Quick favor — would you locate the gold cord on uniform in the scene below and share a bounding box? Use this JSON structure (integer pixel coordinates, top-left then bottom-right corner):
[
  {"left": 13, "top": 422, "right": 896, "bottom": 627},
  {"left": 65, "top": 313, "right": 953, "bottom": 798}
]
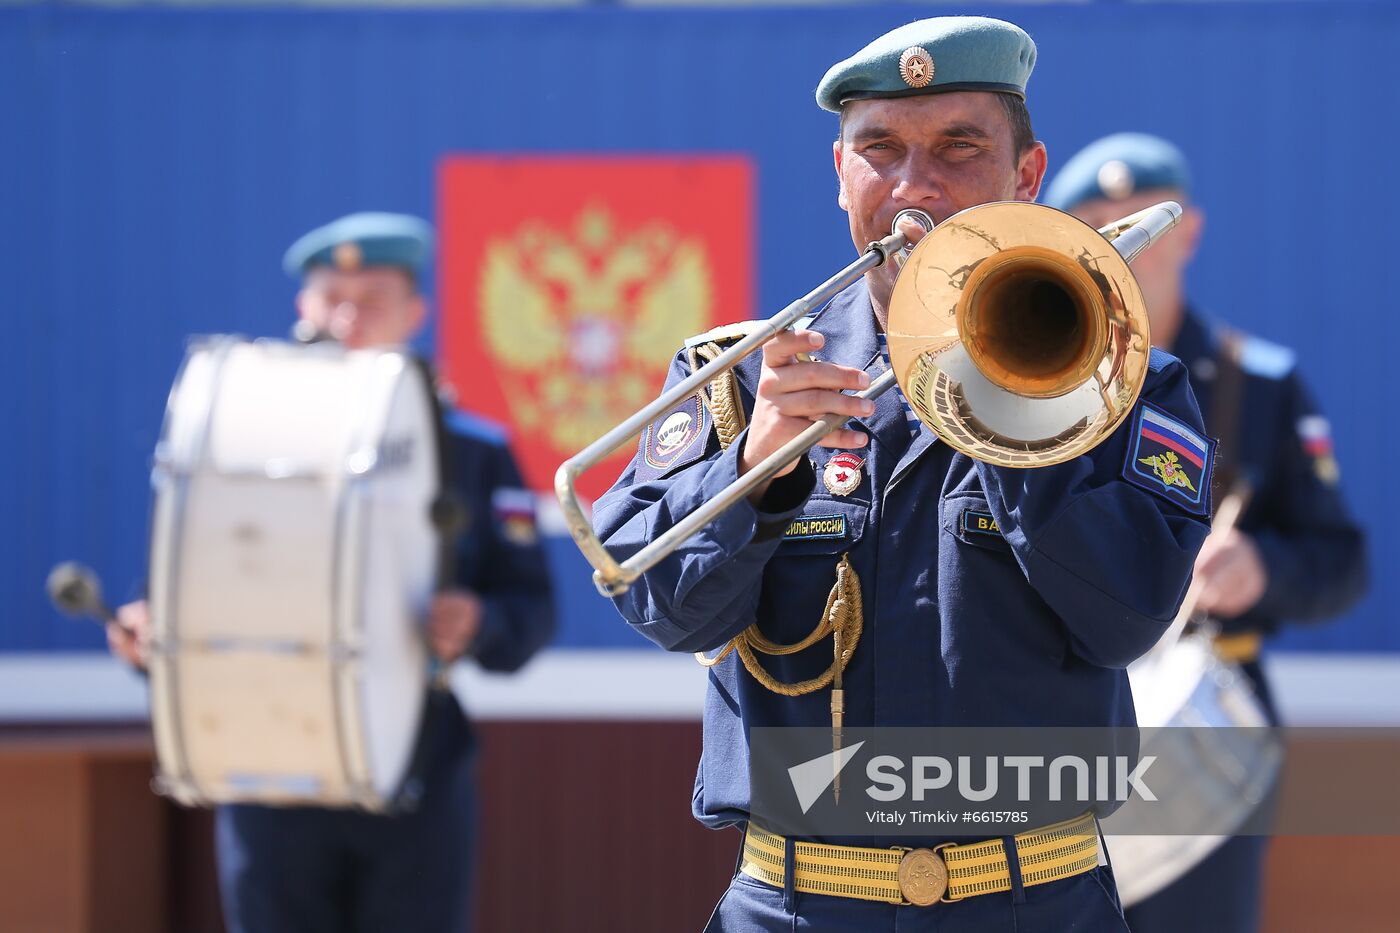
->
[{"left": 689, "top": 331, "right": 865, "bottom": 800}]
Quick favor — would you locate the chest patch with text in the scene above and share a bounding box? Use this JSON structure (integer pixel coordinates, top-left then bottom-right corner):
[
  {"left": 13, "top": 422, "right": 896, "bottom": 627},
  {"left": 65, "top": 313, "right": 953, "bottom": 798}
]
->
[
  {"left": 783, "top": 514, "right": 848, "bottom": 541},
  {"left": 961, "top": 509, "right": 1002, "bottom": 537}
]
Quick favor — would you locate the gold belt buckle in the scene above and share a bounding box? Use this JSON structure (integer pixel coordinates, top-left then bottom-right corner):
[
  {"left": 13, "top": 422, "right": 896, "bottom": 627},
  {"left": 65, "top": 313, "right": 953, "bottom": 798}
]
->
[{"left": 895, "top": 844, "right": 951, "bottom": 906}]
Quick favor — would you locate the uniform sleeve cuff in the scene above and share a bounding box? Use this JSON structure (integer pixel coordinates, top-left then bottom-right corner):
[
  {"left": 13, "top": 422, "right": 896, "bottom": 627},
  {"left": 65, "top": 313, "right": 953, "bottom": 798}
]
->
[
  {"left": 751, "top": 458, "right": 816, "bottom": 540},
  {"left": 467, "top": 597, "right": 509, "bottom": 662}
]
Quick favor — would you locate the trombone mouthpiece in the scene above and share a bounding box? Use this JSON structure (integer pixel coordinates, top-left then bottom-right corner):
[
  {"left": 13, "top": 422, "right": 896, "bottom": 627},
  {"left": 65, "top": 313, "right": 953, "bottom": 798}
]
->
[{"left": 892, "top": 209, "right": 935, "bottom": 249}]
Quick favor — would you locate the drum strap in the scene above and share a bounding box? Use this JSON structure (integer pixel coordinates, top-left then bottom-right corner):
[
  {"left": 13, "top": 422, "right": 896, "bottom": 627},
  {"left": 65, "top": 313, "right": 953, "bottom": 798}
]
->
[
  {"left": 1209, "top": 327, "right": 1247, "bottom": 502},
  {"left": 1203, "top": 329, "right": 1264, "bottom": 661},
  {"left": 412, "top": 358, "right": 476, "bottom": 600}
]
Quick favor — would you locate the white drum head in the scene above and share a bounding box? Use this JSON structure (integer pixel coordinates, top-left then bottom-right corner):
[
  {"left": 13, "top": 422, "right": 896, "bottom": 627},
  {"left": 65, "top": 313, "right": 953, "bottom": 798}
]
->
[{"left": 1127, "top": 635, "right": 1212, "bottom": 728}]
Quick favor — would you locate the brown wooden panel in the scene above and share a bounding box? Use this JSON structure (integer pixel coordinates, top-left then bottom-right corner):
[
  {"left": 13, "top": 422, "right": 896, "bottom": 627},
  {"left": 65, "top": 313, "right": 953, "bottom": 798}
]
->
[
  {"left": 87, "top": 756, "right": 168, "bottom": 933},
  {"left": 5, "top": 721, "right": 1398, "bottom": 933},
  {"left": 0, "top": 730, "right": 166, "bottom": 933},
  {"left": 0, "top": 752, "right": 86, "bottom": 933},
  {"left": 1263, "top": 836, "right": 1400, "bottom": 933},
  {"left": 471, "top": 721, "right": 735, "bottom": 933}
]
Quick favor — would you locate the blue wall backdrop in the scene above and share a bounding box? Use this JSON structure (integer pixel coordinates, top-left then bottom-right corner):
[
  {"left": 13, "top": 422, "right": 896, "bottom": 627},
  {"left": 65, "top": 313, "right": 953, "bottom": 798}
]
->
[{"left": 3, "top": 2, "right": 1395, "bottom": 654}]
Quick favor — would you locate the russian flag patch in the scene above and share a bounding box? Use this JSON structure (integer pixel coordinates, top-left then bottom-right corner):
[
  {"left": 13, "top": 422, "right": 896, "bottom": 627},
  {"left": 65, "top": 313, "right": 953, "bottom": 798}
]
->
[{"left": 1123, "top": 402, "right": 1215, "bottom": 515}]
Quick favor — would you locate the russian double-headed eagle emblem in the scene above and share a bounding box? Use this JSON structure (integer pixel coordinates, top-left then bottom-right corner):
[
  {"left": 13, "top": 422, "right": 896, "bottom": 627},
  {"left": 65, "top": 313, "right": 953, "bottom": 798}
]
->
[
  {"left": 480, "top": 205, "right": 712, "bottom": 452},
  {"left": 1138, "top": 450, "right": 1197, "bottom": 493}
]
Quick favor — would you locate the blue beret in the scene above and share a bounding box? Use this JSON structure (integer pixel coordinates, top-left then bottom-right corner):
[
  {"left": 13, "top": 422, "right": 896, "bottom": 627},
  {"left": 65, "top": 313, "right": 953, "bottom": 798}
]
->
[
  {"left": 283, "top": 212, "right": 434, "bottom": 278},
  {"left": 1044, "top": 133, "right": 1192, "bottom": 212},
  {"left": 816, "top": 17, "right": 1036, "bottom": 114}
]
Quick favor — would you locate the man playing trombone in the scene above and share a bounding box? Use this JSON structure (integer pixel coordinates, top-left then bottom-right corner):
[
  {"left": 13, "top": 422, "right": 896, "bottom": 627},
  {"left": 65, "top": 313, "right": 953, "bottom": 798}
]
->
[{"left": 592, "top": 17, "right": 1213, "bottom": 931}]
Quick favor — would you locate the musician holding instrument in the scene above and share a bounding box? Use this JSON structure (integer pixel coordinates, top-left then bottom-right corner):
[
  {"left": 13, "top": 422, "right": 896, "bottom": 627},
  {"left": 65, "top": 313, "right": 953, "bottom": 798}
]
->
[
  {"left": 107, "top": 212, "right": 556, "bottom": 933},
  {"left": 1046, "top": 133, "right": 1368, "bottom": 933},
  {"left": 579, "top": 17, "right": 1215, "bottom": 931}
]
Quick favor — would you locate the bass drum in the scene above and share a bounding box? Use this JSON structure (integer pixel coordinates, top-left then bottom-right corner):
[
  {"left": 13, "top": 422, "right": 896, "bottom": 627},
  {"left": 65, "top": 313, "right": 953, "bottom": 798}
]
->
[
  {"left": 147, "top": 337, "right": 438, "bottom": 811},
  {"left": 1101, "top": 634, "right": 1282, "bottom": 906}
]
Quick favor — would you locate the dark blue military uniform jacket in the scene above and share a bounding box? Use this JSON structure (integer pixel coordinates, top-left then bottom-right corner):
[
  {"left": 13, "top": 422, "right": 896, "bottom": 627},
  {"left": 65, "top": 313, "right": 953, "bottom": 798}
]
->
[
  {"left": 413, "top": 408, "right": 556, "bottom": 773},
  {"left": 440, "top": 409, "right": 555, "bottom": 672},
  {"left": 594, "top": 279, "right": 1212, "bottom": 842},
  {"left": 1169, "top": 311, "right": 1366, "bottom": 711}
]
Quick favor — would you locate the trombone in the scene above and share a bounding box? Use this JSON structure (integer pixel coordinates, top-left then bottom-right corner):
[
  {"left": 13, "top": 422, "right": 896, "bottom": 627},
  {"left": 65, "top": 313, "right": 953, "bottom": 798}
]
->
[{"left": 556, "top": 199, "right": 1183, "bottom": 596}]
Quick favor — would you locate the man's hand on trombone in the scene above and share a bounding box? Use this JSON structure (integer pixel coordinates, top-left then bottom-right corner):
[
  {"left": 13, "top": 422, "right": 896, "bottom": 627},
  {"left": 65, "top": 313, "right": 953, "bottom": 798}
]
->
[
  {"left": 738, "top": 329, "right": 875, "bottom": 503},
  {"left": 735, "top": 213, "right": 932, "bottom": 505}
]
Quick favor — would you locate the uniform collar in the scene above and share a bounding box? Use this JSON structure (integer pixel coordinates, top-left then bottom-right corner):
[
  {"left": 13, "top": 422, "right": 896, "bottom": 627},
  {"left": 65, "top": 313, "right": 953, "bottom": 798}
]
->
[
  {"left": 1166, "top": 306, "right": 1225, "bottom": 386},
  {"left": 809, "top": 278, "right": 915, "bottom": 459},
  {"left": 807, "top": 277, "right": 880, "bottom": 373},
  {"left": 1167, "top": 306, "right": 1213, "bottom": 368}
]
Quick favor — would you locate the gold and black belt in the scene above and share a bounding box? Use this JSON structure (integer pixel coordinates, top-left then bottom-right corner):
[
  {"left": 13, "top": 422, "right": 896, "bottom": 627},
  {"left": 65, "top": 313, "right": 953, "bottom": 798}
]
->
[
  {"left": 1213, "top": 631, "right": 1263, "bottom": 663},
  {"left": 740, "top": 812, "right": 1100, "bottom": 907}
]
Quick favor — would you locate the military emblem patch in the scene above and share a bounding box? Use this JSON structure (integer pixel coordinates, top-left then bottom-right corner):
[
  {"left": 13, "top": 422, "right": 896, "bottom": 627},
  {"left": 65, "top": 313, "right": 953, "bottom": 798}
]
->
[
  {"left": 635, "top": 393, "right": 712, "bottom": 481},
  {"left": 823, "top": 453, "right": 865, "bottom": 496},
  {"left": 492, "top": 487, "right": 539, "bottom": 546},
  {"left": 1298, "top": 414, "right": 1340, "bottom": 485},
  {"left": 1123, "top": 402, "right": 1215, "bottom": 515}
]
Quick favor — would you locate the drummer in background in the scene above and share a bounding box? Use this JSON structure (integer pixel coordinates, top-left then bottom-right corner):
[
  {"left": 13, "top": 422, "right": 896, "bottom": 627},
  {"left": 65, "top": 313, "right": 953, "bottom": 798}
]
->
[
  {"left": 107, "top": 212, "right": 557, "bottom": 933},
  {"left": 1045, "top": 134, "right": 1368, "bottom": 933}
]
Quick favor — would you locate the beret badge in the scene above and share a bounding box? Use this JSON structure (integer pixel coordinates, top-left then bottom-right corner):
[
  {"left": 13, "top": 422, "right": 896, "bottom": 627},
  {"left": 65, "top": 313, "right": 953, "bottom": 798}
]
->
[
  {"left": 1096, "top": 160, "right": 1136, "bottom": 201},
  {"left": 898, "top": 46, "right": 935, "bottom": 89},
  {"left": 333, "top": 241, "right": 363, "bottom": 271}
]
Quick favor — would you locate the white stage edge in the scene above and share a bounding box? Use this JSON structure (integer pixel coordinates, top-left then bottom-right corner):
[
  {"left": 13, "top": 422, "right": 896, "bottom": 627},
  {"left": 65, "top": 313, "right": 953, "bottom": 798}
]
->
[{"left": 2, "top": 650, "right": 1399, "bottom": 726}]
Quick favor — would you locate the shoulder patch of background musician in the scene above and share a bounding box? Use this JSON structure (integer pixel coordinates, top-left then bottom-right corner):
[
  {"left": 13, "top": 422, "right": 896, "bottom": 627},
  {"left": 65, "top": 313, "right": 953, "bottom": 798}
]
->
[
  {"left": 443, "top": 407, "right": 510, "bottom": 447},
  {"left": 1237, "top": 334, "right": 1297, "bottom": 380},
  {"left": 1145, "top": 346, "right": 1178, "bottom": 374},
  {"left": 492, "top": 486, "right": 539, "bottom": 546},
  {"left": 1121, "top": 401, "right": 1216, "bottom": 516},
  {"left": 633, "top": 391, "right": 714, "bottom": 483},
  {"left": 1298, "top": 414, "right": 1342, "bottom": 485}
]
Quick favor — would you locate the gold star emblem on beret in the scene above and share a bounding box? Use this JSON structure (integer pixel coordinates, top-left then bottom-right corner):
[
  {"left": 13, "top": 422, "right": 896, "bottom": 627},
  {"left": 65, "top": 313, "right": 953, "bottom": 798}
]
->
[
  {"left": 1097, "top": 160, "right": 1136, "bottom": 200},
  {"left": 899, "top": 47, "right": 935, "bottom": 89},
  {"left": 333, "top": 241, "right": 363, "bottom": 271}
]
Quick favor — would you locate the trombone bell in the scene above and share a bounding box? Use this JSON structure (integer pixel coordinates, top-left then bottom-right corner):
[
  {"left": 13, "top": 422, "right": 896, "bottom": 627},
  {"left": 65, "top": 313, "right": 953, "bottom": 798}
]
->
[{"left": 887, "top": 201, "right": 1156, "bottom": 468}]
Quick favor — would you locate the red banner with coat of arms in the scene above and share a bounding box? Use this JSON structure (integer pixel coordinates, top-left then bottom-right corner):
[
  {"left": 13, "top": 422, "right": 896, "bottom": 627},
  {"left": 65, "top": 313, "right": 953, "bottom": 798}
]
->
[{"left": 438, "top": 156, "right": 753, "bottom": 501}]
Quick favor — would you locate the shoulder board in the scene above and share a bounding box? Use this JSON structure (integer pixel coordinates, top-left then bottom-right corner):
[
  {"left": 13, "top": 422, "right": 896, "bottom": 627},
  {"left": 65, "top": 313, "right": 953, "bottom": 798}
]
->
[
  {"left": 684, "top": 319, "right": 767, "bottom": 349},
  {"left": 443, "top": 408, "right": 509, "bottom": 446},
  {"left": 1236, "top": 334, "right": 1296, "bottom": 380},
  {"left": 1146, "top": 346, "right": 1179, "bottom": 374}
]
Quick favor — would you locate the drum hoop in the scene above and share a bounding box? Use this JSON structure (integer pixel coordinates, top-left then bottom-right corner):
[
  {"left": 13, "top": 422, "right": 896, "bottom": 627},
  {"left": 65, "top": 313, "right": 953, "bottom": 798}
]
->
[
  {"left": 150, "top": 336, "right": 241, "bottom": 805},
  {"left": 330, "top": 351, "right": 418, "bottom": 809}
]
